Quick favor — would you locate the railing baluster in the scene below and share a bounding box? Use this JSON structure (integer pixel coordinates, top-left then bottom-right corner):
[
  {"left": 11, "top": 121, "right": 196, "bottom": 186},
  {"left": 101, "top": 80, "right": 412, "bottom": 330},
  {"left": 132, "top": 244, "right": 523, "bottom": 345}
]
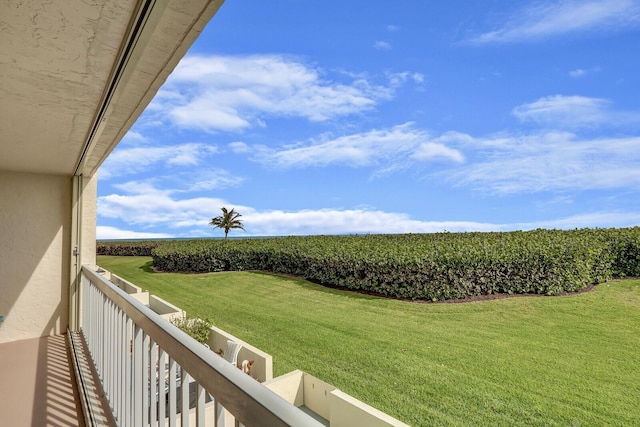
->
[
  {"left": 150, "top": 341, "right": 159, "bottom": 427},
  {"left": 115, "top": 306, "right": 120, "bottom": 425},
  {"left": 181, "top": 368, "right": 189, "bottom": 427},
  {"left": 133, "top": 324, "right": 143, "bottom": 425},
  {"left": 143, "top": 332, "right": 150, "bottom": 426},
  {"left": 168, "top": 357, "right": 177, "bottom": 427},
  {"left": 116, "top": 310, "right": 127, "bottom": 422},
  {"left": 196, "top": 383, "right": 205, "bottom": 427},
  {"left": 158, "top": 347, "right": 167, "bottom": 427},
  {"left": 215, "top": 399, "right": 223, "bottom": 427},
  {"left": 125, "top": 316, "right": 133, "bottom": 426}
]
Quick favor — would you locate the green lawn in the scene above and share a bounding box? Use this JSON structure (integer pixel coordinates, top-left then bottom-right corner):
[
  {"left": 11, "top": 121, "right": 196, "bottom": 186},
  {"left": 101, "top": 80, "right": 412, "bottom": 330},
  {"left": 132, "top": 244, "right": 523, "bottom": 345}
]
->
[{"left": 97, "top": 256, "right": 640, "bottom": 427}]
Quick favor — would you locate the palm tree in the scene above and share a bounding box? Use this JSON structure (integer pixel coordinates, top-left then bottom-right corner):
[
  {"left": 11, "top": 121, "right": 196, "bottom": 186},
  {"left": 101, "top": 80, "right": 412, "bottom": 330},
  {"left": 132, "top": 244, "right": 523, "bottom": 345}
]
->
[{"left": 209, "top": 207, "right": 245, "bottom": 239}]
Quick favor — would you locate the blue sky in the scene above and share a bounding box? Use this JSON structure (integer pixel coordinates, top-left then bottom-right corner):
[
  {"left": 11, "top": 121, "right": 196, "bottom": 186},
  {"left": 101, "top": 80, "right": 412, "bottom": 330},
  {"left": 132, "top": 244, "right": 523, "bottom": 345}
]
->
[{"left": 97, "top": 0, "right": 640, "bottom": 239}]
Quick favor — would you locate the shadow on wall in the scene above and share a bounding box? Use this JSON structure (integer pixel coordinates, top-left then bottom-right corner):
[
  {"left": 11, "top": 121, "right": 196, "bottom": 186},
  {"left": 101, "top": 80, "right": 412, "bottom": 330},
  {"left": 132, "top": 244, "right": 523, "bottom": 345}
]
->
[{"left": 0, "top": 170, "right": 72, "bottom": 343}]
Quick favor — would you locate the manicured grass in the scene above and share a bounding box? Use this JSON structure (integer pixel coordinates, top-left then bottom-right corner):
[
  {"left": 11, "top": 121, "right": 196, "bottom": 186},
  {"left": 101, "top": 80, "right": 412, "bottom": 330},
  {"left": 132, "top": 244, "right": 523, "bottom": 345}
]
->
[{"left": 97, "top": 256, "right": 640, "bottom": 426}]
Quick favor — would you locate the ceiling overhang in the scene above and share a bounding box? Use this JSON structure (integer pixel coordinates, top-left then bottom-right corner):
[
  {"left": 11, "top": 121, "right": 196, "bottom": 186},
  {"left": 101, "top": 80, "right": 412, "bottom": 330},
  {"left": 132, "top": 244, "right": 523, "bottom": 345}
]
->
[{"left": 0, "top": 0, "right": 224, "bottom": 177}]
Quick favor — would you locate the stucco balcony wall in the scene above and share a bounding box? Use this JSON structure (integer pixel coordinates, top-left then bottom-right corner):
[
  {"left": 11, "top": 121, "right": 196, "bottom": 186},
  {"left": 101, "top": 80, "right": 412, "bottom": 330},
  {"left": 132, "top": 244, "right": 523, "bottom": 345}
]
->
[
  {"left": 111, "top": 273, "right": 144, "bottom": 295},
  {"left": 0, "top": 171, "right": 72, "bottom": 344},
  {"left": 265, "top": 370, "right": 410, "bottom": 427},
  {"left": 206, "top": 325, "right": 274, "bottom": 383},
  {"left": 109, "top": 272, "right": 186, "bottom": 320}
]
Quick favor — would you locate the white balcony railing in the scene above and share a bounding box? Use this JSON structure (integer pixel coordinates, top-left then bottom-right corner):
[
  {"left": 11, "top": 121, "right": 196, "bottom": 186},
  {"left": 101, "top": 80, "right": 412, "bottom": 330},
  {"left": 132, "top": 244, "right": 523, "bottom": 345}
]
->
[{"left": 79, "top": 265, "right": 324, "bottom": 426}]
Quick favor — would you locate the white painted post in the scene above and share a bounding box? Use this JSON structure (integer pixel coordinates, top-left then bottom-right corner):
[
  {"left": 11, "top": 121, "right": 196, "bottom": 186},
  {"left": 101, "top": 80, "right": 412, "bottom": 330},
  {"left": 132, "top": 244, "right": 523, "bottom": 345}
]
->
[
  {"left": 168, "top": 357, "right": 177, "bottom": 426},
  {"left": 181, "top": 369, "right": 190, "bottom": 427}
]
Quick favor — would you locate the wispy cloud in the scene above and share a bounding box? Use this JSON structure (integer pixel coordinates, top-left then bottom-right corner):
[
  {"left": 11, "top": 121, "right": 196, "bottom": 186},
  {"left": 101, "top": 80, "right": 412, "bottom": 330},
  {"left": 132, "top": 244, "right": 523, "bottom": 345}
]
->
[
  {"left": 568, "top": 66, "right": 601, "bottom": 78},
  {"left": 569, "top": 69, "right": 588, "bottom": 78},
  {"left": 411, "top": 142, "right": 464, "bottom": 162},
  {"left": 251, "top": 123, "right": 464, "bottom": 170},
  {"left": 229, "top": 141, "right": 250, "bottom": 154},
  {"left": 373, "top": 41, "right": 392, "bottom": 50},
  {"left": 386, "top": 71, "right": 426, "bottom": 86},
  {"left": 100, "top": 142, "right": 218, "bottom": 180},
  {"left": 449, "top": 132, "right": 640, "bottom": 193},
  {"left": 149, "top": 54, "right": 417, "bottom": 132},
  {"left": 512, "top": 95, "right": 640, "bottom": 128},
  {"left": 468, "top": 0, "right": 640, "bottom": 44},
  {"left": 109, "top": 166, "right": 244, "bottom": 196},
  {"left": 515, "top": 211, "right": 640, "bottom": 230},
  {"left": 181, "top": 169, "right": 245, "bottom": 192}
]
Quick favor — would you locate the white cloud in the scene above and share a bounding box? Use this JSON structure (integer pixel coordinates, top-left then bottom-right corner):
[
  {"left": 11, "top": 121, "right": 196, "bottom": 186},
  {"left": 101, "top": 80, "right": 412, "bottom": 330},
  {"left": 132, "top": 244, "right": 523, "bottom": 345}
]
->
[
  {"left": 252, "top": 123, "right": 464, "bottom": 170},
  {"left": 96, "top": 226, "right": 172, "bottom": 240},
  {"left": 569, "top": 69, "right": 587, "bottom": 78},
  {"left": 244, "top": 209, "right": 499, "bottom": 235},
  {"left": 386, "top": 71, "right": 426, "bottom": 87},
  {"left": 98, "top": 188, "right": 640, "bottom": 237},
  {"left": 100, "top": 143, "right": 218, "bottom": 180},
  {"left": 98, "top": 178, "right": 251, "bottom": 231},
  {"left": 182, "top": 169, "right": 245, "bottom": 192},
  {"left": 98, "top": 189, "right": 239, "bottom": 231},
  {"left": 120, "top": 130, "right": 147, "bottom": 143},
  {"left": 112, "top": 180, "right": 171, "bottom": 196},
  {"left": 515, "top": 211, "right": 640, "bottom": 230},
  {"left": 373, "top": 41, "right": 392, "bottom": 50},
  {"left": 449, "top": 132, "right": 640, "bottom": 193},
  {"left": 411, "top": 142, "right": 465, "bottom": 162},
  {"left": 229, "top": 141, "right": 250, "bottom": 154},
  {"left": 512, "top": 95, "right": 640, "bottom": 128},
  {"left": 468, "top": 0, "right": 640, "bottom": 44},
  {"left": 412, "top": 73, "right": 426, "bottom": 84},
  {"left": 169, "top": 100, "right": 251, "bottom": 132},
  {"left": 109, "top": 166, "right": 244, "bottom": 195},
  {"left": 513, "top": 95, "right": 611, "bottom": 127},
  {"left": 98, "top": 184, "right": 500, "bottom": 236},
  {"left": 153, "top": 54, "right": 404, "bottom": 132},
  {"left": 568, "top": 67, "right": 601, "bottom": 78}
]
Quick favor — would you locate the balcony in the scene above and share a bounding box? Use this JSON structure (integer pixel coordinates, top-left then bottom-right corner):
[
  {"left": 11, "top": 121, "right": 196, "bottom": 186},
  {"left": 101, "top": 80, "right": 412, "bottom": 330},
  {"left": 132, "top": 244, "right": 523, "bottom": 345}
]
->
[{"left": 0, "top": 265, "right": 324, "bottom": 427}]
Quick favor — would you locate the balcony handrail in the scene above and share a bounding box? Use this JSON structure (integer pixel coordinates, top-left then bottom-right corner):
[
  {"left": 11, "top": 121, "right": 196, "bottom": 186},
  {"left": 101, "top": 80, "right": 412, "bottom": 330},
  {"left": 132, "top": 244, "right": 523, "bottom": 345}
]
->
[{"left": 80, "top": 264, "right": 324, "bottom": 426}]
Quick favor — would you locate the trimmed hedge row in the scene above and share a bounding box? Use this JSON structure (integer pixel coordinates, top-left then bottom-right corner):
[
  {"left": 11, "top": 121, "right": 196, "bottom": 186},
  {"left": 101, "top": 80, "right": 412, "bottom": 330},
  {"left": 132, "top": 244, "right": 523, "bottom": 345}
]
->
[
  {"left": 146, "top": 228, "right": 640, "bottom": 301},
  {"left": 96, "top": 241, "right": 159, "bottom": 257}
]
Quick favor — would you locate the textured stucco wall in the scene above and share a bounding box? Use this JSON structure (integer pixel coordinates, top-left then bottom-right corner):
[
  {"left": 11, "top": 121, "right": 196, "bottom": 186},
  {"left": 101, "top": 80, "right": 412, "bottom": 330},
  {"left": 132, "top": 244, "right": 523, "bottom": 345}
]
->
[{"left": 0, "top": 170, "right": 71, "bottom": 343}]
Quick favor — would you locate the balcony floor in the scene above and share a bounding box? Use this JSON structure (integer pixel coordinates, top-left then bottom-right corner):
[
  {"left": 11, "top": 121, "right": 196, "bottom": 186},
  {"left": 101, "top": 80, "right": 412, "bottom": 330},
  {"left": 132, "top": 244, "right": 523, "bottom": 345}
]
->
[{"left": 0, "top": 334, "right": 85, "bottom": 426}]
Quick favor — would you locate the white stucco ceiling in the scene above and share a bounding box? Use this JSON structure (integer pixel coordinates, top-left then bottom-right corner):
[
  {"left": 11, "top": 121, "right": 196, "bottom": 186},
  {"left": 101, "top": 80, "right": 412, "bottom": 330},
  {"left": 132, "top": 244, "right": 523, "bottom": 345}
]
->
[{"left": 0, "top": 0, "right": 223, "bottom": 177}]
